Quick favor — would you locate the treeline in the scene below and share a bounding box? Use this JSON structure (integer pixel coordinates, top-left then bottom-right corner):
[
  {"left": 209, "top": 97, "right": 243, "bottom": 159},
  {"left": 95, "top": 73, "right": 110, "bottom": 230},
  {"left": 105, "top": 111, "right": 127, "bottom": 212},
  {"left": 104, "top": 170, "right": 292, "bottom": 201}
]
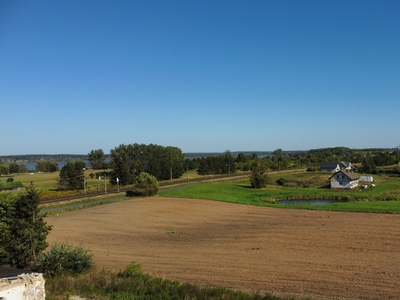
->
[
  {"left": 193, "top": 147, "right": 400, "bottom": 175},
  {"left": 110, "top": 143, "right": 185, "bottom": 185}
]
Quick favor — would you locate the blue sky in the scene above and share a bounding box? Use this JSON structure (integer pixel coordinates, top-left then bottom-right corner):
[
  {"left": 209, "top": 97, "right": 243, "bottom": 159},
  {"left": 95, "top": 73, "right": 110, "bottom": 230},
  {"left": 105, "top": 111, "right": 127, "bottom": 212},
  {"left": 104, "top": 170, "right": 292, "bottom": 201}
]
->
[{"left": 1, "top": 0, "right": 399, "bottom": 155}]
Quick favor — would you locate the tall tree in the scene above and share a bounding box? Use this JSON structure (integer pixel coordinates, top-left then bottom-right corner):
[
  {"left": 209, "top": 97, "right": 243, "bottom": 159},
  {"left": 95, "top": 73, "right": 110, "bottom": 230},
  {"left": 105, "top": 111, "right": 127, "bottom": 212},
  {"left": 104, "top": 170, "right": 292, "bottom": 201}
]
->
[
  {"left": 88, "top": 149, "right": 106, "bottom": 170},
  {"left": 250, "top": 159, "right": 269, "bottom": 188},
  {"left": 0, "top": 183, "right": 52, "bottom": 268},
  {"left": 9, "top": 162, "right": 19, "bottom": 174},
  {"left": 0, "top": 164, "right": 9, "bottom": 175},
  {"left": 58, "top": 162, "right": 85, "bottom": 190}
]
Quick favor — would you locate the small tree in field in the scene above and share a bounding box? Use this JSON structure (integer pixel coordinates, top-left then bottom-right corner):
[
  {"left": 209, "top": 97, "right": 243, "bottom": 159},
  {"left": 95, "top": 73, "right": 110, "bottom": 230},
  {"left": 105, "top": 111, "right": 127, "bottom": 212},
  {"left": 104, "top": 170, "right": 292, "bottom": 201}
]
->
[
  {"left": 132, "top": 172, "right": 159, "bottom": 196},
  {"left": 250, "top": 159, "right": 269, "bottom": 189}
]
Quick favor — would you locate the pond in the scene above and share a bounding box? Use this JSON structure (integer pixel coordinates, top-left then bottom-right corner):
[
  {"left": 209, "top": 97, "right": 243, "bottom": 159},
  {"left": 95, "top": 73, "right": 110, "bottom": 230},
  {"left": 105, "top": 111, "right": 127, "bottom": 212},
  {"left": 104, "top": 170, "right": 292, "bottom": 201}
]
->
[{"left": 278, "top": 199, "right": 342, "bottom": 205}]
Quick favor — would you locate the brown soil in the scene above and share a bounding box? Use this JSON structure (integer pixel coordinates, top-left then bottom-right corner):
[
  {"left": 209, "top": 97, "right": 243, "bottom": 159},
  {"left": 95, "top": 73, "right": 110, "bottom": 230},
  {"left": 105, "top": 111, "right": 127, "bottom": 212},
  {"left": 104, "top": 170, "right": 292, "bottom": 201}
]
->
[{"left": 46, "top": 197, "right": 400, "bottom": 300}]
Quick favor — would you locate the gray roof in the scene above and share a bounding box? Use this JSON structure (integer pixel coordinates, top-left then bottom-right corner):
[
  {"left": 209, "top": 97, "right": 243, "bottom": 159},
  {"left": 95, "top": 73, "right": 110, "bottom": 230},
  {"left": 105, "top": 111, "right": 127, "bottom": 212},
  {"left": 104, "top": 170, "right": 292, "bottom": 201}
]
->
[
  {"left": 329, "top": 170, "right": 360, "bottom": 181},
  {"left": 321, "top": 162, "right": 339, "bottom": 169},
  {"left": 0, "top": 266, "right": 26, "bottom": 278}
]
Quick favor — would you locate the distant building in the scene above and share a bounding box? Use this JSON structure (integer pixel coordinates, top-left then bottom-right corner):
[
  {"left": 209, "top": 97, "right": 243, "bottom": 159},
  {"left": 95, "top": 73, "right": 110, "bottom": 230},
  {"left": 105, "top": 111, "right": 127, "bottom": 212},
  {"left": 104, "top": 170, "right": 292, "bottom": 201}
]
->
[
  {"left": 329, "top": 170, "right": 360, "bottom": 189},
  {"left": 320, "top": 162, "right": 341, "bottom": 172}
]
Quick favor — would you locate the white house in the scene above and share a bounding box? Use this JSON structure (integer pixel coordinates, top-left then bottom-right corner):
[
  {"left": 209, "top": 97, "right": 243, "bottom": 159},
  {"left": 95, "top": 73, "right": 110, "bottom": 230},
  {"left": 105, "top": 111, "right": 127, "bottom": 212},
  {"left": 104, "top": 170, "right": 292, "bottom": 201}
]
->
[{"left": 329, "top": 170, "right": 360, "bottom": 189}]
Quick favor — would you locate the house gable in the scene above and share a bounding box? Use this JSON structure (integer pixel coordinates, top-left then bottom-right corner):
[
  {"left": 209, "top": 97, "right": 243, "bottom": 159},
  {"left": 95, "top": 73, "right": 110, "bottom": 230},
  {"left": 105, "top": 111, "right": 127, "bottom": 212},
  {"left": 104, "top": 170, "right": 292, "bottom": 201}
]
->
[{"left": 329, "top": 170, "right": 360, "bottom": 189}]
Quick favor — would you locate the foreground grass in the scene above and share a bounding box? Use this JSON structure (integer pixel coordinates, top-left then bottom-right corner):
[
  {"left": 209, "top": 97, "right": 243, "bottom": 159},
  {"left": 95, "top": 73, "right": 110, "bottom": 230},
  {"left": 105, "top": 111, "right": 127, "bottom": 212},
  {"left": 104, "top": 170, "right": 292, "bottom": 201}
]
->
[
  {"left": 45, "top": 267, "right": 290, "bottom": 300},
  {"left": 160, "top": 173, "right": 400, "bottom": 214}
]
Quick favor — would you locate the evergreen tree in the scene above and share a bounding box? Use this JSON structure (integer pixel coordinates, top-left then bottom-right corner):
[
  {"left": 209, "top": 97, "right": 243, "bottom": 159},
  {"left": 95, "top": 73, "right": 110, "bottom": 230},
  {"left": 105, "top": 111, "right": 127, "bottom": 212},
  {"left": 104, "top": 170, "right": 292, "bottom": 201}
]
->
[{"left": 0, "top": 183, "right": 51, "bottom": 268}]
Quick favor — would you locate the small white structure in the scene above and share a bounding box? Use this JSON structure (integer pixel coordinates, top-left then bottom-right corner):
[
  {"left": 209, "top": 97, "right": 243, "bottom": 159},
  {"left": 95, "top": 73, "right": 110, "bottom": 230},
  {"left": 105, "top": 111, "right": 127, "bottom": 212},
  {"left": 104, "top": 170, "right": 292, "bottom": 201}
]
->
[
  {"left": 0, "top": 266, "right": 45, "bottom": 300},
  {"left": 329, "top": 170, "right": 360, "bottom": 189},
  {"left": 360, "top": 176, "right": 374, "bottom": 182}
]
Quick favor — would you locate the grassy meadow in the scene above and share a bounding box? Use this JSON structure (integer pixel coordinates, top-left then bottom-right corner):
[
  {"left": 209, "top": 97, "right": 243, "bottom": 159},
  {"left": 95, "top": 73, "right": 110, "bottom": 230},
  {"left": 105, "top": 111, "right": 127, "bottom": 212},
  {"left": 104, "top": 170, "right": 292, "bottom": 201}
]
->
[{"left": 160, "top": 171, "right": 400, "bottom": 214}]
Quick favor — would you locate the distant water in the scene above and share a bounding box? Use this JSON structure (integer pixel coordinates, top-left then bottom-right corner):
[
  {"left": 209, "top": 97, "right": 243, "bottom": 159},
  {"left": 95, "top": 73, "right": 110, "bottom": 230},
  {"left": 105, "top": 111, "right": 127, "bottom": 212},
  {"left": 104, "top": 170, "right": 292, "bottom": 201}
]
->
[
  {"left": 25, "top": 161, "right": 84, "bottom": 171},
  {"left": 278, "top": 199, "right": 339, "bottom": 205}
]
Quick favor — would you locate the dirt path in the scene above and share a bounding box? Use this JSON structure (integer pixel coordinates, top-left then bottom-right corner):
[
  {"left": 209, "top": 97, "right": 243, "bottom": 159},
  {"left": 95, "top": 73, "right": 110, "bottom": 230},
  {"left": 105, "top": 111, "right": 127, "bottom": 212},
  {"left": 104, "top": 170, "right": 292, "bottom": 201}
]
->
[{"left": 46, "top": 197, "right": 400, "bottom": 300}]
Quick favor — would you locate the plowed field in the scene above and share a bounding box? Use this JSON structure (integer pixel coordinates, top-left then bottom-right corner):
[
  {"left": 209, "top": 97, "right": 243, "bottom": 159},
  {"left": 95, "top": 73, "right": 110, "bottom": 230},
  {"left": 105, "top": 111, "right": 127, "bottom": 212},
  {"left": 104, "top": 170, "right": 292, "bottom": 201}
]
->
[{"left": 46, "top": 197, "right": 400, "bottom": 299}]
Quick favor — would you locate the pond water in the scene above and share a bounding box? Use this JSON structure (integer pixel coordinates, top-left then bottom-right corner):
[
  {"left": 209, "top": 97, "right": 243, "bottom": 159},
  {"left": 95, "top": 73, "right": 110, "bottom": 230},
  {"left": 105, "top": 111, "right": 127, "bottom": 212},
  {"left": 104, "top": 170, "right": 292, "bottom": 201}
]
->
[{"left": 278, "top": 199, "right": 341, "bottom": 205}]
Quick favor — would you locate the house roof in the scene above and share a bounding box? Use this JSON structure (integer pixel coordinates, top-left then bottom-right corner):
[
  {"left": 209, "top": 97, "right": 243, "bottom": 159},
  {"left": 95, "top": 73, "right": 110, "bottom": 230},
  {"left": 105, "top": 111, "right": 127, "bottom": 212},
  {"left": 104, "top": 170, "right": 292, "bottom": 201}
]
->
[
  {"left": 0, "top": 266, "right": 26, "bottom": 278},
  {"left": 321, "top": 162, "right": 340, "bottom": 169},
  {"left": 329, "top": 170, "right": 360, "bottom": 181}
]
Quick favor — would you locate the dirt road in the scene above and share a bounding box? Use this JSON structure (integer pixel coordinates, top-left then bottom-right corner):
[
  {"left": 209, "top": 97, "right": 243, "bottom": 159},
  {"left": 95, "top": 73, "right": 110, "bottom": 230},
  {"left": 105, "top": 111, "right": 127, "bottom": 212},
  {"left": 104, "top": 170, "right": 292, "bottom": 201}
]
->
[{"left": 46, "top": 197, "right": 400, "bottom": 299}]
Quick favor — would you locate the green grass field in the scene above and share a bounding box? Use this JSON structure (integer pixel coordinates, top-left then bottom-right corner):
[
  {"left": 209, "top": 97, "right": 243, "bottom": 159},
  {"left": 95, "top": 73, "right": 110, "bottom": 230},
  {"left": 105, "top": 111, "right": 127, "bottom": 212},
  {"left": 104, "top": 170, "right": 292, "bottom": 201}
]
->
[{"left": 160, "top": 172, "right": 400, "bottom": 214}]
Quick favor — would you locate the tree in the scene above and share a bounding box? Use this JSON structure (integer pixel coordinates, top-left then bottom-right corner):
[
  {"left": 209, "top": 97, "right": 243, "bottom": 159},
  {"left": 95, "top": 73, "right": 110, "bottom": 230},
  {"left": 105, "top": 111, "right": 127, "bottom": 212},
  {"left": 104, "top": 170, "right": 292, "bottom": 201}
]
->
[
  {"left": 0, "top": 164, "right": 9, "bottom": 175},
  {"left": 9, "top": 162, "right": 19, "bottom": 174},
  {"left": 58, "top": 162, "right": 85, "bottom": 190},
  {"left": 0, "top": 183, "right": 52, "bottom": 268},
  {"left": 250, "top": 159, "right": 269, "bottom": 189},
  {"left": 132, "top": 172, "right": 159, "bottom": 196},
  {"left": 46, "top": 161, "right": 58, "bottom": 172},
  {"left": 36, "top": 161, "right": 47, "bottom": 173},
  {"left": 88, "top": 149, "right": 106, "bottom": 170}
]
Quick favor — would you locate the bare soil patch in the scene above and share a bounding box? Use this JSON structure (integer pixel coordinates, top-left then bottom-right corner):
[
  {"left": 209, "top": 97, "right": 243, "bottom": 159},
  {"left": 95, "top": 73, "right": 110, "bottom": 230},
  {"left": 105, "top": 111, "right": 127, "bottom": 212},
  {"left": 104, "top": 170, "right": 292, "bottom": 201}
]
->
[{"left": 46, "top": 197, "right": 400, "bottom": 299}]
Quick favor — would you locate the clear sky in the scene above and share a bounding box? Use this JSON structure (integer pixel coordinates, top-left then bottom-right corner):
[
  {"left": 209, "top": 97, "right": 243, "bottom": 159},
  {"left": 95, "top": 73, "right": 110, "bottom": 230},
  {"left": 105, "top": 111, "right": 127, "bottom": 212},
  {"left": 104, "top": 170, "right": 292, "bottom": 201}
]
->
[{"left": 1, "top": 0, "right": 399, "bottom": 155}]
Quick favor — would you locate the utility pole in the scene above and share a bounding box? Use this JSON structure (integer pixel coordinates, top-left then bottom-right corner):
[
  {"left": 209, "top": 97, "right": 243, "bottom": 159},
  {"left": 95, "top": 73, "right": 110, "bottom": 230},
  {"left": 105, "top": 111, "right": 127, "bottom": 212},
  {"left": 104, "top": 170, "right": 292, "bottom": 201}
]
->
[{"left": 104, "top": 174, "right": 107, "bottom": 195}]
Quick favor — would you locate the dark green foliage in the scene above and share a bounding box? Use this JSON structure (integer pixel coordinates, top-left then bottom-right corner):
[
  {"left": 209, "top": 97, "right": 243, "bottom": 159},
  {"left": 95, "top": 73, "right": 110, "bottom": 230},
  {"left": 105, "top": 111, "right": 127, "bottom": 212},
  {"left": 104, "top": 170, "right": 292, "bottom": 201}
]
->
[
  {"left": 36, "top": 161, "right": 58, "bottom": 173},
  {"left": 132, "top": 172, "right": 159, "bottom": 196},
  {"left": 6, "top": 177, "right": 14, "bottom": 182},
  {"left": 88, "top": 149, "right": 106, "bottom": 170},
  {"left": 34, "top": 242, "right": 94, "bottom": 277},
  {"left": 0, "top": 164, "right": 9, "bottom": 175},
  {"left": 276, "top": 178, "right": 287, "bottom": 186},
  {"left": 0, "top": 183, "right": 51, "bottom": 268},
  {"left": 58, "top": 161, "right": 85, "bottom": 191},
  {"left": 9, "top": 162, "right": 19, "bottom": 174},
  {"left": 250, "top": 160, "right": 269, "bottom": 189},
  {"left": 110, "top": 143, "right": 185, "bottom": 184}
]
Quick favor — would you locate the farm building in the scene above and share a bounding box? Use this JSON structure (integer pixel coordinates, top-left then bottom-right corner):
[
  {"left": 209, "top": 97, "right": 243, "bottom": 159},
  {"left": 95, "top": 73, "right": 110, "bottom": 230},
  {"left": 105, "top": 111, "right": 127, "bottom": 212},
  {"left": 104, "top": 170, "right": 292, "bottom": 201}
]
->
[
  {"left": 329, "top": 170, "right": 360, "bottom": 189},
  {"left": 0, "top": 266, "right": 45, "bottom": 300},
  {"left": 320, "top": 162, "right": 341, "bottom": 172}
]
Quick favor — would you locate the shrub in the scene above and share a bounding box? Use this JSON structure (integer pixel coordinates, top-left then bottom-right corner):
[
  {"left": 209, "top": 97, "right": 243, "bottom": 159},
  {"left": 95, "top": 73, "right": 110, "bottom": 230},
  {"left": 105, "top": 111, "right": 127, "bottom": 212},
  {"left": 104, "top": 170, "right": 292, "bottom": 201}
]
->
[
  {"left": 276, "top": 178, "right": 287, "bottom": 186},
  {"left": 6, "top": 177, "right": 14, "bottom": 183},
  {"left": 34, "top": 242, "right": 94, "bottom": 277},
  {"left": 132, "top": 172, "right": 159, "bottom": 196},
  {"left": 118, "top": 261, "right": 143, "bottom": 278}
]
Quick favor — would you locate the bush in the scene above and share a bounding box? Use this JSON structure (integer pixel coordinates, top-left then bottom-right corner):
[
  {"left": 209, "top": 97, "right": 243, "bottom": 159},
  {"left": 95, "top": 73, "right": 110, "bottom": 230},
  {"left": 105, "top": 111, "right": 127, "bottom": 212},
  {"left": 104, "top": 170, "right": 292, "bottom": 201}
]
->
[
  {"left": 132, "top": 172, "right": 159, "bottom": 196},
  {"left": 34, "top": 242, "right": 94, "bottom": 277},
  {"left": 6, "top": 177, "right": 14, "bottom": 183},
  {"left": 276, "top": 178, "right": 287, "bottom": 186},
  {"left": 118, "top": 261, "right": 143, "bottom": 278}
]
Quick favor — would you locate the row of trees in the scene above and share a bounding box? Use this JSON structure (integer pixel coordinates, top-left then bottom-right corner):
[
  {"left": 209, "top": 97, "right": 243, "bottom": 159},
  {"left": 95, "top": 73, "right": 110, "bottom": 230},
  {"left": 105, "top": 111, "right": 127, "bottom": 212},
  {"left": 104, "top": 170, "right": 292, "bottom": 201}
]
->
[
  {"left": 109, "top": 143, "right": 185, "bottom": 185},
  {"left": 0, "top": 163, "right": 29, "bottom": 175}
]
